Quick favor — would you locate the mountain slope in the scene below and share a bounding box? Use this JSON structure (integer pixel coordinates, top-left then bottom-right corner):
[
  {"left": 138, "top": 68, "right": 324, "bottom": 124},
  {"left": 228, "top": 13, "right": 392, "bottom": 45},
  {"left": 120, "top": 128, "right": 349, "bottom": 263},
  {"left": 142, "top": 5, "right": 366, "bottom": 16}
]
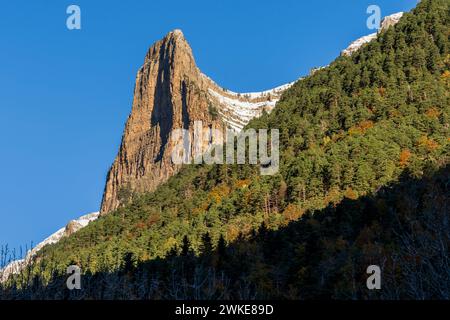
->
[
  {"left": 341, "top": 12, "right": 404, "bottom": 56},
  {"left": 1, "top": 10, "right": 403, "bottom": 285},
  {"left": 100, "top": 30, "right": 293, "bottom": 214},
  {"left": 2, "top": 0, "right": 449, "bottom": 299},
  {"left": 100, "top": 11, "right": 406, "bottom": 215}
]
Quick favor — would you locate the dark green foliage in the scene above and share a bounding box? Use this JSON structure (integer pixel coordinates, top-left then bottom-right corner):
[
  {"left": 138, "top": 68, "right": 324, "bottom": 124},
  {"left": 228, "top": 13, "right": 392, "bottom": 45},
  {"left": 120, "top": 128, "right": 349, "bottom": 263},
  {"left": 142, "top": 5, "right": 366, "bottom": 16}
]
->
[
  {"left": 208, "top": 102, "right": 219, "bottom": 120},
  {"left": 1, "top": 0, "right": 449, "bottom": 299}
]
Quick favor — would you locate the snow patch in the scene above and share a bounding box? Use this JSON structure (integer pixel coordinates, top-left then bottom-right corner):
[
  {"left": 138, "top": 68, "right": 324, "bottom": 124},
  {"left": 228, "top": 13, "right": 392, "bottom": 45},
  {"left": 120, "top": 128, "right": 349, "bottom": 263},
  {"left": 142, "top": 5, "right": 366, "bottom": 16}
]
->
[
  {"left": 341, "top": 33, "right": 378, "bottom": 56},
  {"left": 341, "top": 12, "right": 404, "bottom": 56},
  {"left": 204, "top": 75, "right": 296, "bottom": 132},
  {"left": 0, "top": 212, "right": 99, "bottom": 282}
]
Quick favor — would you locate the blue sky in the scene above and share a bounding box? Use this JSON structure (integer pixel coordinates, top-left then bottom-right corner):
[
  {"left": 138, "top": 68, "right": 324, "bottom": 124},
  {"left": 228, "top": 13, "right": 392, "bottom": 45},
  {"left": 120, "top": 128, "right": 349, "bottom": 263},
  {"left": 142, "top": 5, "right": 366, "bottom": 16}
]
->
[{"left": 0, "top": 0, "right": 418, "bottom": 253}]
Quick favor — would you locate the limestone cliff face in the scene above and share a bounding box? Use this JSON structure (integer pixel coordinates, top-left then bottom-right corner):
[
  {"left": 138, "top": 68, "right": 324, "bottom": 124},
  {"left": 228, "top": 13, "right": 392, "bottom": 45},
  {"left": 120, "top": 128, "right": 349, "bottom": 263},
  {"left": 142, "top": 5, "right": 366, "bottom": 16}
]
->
[
  {"left": 100, "top": 30, "right": 291, "bottom": 214},
  {"left": 101, "top": 13, "right": 404, "bottom": 214}
]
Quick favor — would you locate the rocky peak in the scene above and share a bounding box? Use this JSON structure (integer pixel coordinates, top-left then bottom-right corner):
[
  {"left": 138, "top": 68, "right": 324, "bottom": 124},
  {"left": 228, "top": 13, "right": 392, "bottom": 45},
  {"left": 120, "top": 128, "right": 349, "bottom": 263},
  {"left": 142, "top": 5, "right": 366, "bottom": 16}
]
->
[
  {"left": 0, "top": 212, "right": 99, "bottom": 283},
  {"left": 380, "top": 12, "right": 404, "bottom": 30}
]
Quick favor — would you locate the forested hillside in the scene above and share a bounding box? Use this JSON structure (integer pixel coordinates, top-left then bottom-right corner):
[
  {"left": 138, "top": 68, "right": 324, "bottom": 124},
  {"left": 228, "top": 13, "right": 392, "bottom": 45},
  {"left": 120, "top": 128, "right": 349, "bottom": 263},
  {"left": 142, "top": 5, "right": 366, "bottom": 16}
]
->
[{"left": 1, "top": 0, "right": 449, "bottom": 299}]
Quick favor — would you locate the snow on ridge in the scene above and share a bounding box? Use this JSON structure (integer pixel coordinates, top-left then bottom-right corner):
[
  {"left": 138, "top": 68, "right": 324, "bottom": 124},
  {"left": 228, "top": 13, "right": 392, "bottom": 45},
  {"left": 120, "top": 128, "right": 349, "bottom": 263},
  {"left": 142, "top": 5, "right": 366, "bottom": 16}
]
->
[
  {"left": 208, "top": 88, "right": 280, "bottom": 132},
  {"left": 341, "top": 33, "right": 378, "bottom": 56},
  {"left": 0, "top": 259, "right": 25, "bottom": 282},
  {"left": 218, "top": 81, "right": 295, "bottom": 100},
  {"left": 202, "top": 72, "right": 297, "bottom": 132},
  {"left": 73, "top": 212, "right": 100, "bottom": 228},
  {"left": 31, "top": 227, "right": 66, "bottom": 254},
  {"left": 201, "top": 72, "right": 295, "bottom": 99},
  {"left": 0, "top": 212, "right": 99, "bottom": 282},
  {"left": 384, "top": 12, "right": 404, "bottom": 23},
  {"left": 341, "top": 12, "right": 404, "bottom": 56},
  {"left": 199, "top": 68, "right": 299, "bottom": 132},
  {"left": 29, "top": 212, "right": 99, "bottom": 255}
]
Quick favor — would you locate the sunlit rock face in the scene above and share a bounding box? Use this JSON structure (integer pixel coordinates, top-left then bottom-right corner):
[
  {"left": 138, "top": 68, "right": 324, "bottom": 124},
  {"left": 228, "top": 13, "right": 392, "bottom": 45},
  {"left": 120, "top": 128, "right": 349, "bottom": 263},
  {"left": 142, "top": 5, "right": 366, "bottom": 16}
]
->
[
  {"left": 100, "top": 30, "right": 293, "bottom": 214},
  {"left": 341, "top": 12, "right": 404, "bottom": 56}
]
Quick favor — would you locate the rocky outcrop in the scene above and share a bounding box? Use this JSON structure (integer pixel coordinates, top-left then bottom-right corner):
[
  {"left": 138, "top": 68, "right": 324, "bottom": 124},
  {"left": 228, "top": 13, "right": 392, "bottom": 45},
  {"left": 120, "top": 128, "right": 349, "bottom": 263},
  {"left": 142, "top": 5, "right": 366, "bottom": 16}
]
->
[
  {"left": 341, "top": 33, "right": 378, "bottom": 57},
  {"left": 100, "top": 12, "right": 405, "bottom": 214},
  {"left": 100, "top": 29, "right": 293, "bottom": 214}
]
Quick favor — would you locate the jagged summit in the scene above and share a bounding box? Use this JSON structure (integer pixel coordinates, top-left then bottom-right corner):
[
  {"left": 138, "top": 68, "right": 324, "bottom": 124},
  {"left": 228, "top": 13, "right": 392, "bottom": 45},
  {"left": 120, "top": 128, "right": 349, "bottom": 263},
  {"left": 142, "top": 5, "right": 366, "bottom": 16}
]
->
[
  {"left": 100, "top": 30, "right": 294, "bottom": 214},
  {"left": 101, "top": 10, "right": 407, "bottom": 214}
]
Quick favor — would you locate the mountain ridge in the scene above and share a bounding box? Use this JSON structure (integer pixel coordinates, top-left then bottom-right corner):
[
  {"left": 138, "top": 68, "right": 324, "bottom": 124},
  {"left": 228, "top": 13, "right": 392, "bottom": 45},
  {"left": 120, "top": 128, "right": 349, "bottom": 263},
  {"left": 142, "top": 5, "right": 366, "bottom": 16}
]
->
[
  {"left": 99, "top": 29, "right": 295, "bottom": 214},
  {"left": 341, "top": 12, "right": 404, "bottom": 56},
  {"left": 1, "top": 12, "right": 408, "bottom": 278},
  {"left": 100, "top": 10, "right": 405, "bottom": 214},
  {"left": 0, "top": 212, "right": 99, "bottom": 282}
]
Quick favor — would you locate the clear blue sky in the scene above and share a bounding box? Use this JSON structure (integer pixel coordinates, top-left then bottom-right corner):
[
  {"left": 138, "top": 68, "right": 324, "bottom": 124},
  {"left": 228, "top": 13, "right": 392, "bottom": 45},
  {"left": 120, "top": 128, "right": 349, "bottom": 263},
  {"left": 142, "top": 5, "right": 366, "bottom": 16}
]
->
[{"left": 0, "top": 0, "right": 418, "bottom": 253}]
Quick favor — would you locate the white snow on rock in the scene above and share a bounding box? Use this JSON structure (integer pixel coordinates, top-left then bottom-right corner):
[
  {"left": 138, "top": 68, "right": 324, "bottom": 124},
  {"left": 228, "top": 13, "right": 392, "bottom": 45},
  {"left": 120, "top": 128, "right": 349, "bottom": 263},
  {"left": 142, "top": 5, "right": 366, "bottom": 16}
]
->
[
  {"left": 203, "top": 72, "right": 296, "bottom": 132},
  {"left": 215, "top": 82, "right": 296, "bottom": 100},
  {"left": 0, "top": 259, "right": 25, "bottom": 282},
  {"left": 0, "top": 11, "right": 407, "bottom": 283},
  {"left": 0, "top": 212, "right": 99, "bottom": 282},
  {"left": 30, "top": 212, "right": 99, "bottom": 254},
  {"left": 341, "top": 12, "right": 404, "bottom": 56},
  {"left": 209, "top": 89, "right": 276, "bottom": 120},
  {"left": 341, "top": 33, "right": 378, "bottom": 56}
]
